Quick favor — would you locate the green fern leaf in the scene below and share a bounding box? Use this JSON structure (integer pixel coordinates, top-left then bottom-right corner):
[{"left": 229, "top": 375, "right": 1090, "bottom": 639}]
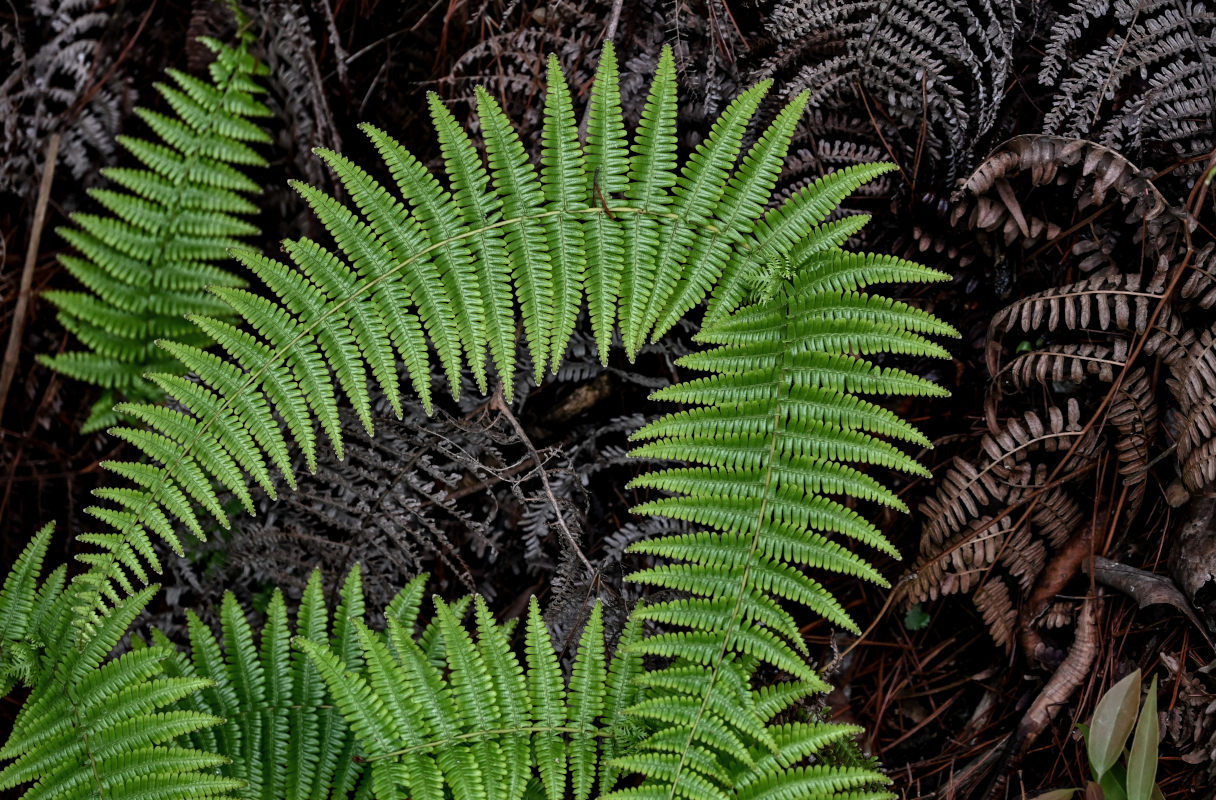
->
[
  {"left": 632, "top": 79, "right": 770, "bottom": 349},
  {"left": 426, "top": 94, "right": 518, "bottom": 393},
  {"left": 362, "top": 124, "right": 482, "bottom": 394},
  {"left": 0, "top": 587, "right": 236, "bottom": 800},
  {"left": 614, "top": 219, "right": 952, "bottom": 799},
  {"left": 568, "top": 603, "right": 606, "bottom": 800},
  {"left": 620, "top": 45, "right": 679, "bottom": 359},
  {"left": 39, "top": 33, "right": 270, "bottom": 431},
  {"left": 706, "top": 163, "right": 900, "bottom": 326},
  {"left": 478, "top": 87, "right": 553, "bottom": 383},
  {"left": 473, "top": 596, "right": 531, "bottom": 800},
  {"left": 583, "top": 41, "right": 628, "bottom": 363},
  {"left": 540, "top": 54, "right": 589, "bottom": 373},
  {"left": 525, "top": 597, "right": 568, "bottom": 800}
]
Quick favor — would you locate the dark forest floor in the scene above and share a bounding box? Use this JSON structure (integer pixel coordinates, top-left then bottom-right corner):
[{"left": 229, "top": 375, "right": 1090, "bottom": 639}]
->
[{"left": 3, "top": 1, "right": 1216, "bottom": 797}]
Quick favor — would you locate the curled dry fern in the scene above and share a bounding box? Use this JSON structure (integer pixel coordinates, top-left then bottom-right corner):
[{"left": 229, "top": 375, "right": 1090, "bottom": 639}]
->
[
  {"left": 2, "top": 41, "right": 955, "bottom": 800},
  {"left": 910, "top": 133, "right": 1216, "bottom": 652},
  {"left": 0, "top": 0, "right": 125, "bottom": 199},
  {"left": 39, "top": 32, "right": 271, "bottom": 432}
]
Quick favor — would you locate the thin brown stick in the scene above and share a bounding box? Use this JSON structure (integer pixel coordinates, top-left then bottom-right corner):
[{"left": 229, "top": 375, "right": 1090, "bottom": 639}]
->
[
  {"left": 491, "top": 386, "right": 595, "bottom": 574},
  {"left": 0, "top": 133, "right": 60, "bottom": 424},
  {"left": 603, "top": 0, "right": 626, "bottom": 43}
]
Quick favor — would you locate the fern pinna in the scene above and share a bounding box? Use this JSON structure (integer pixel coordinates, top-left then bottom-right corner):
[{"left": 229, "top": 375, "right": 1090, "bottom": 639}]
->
[
  {"left": 0, "top": 41, "right": 955, "bottom": 800},
  {"left": 39, "top": 33, "right": 271, "bottom": 432}
]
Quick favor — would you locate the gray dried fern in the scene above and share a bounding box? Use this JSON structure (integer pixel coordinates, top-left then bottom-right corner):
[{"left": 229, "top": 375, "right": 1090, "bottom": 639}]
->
[
  {"left": 757, "top": 0, "right": 1016, "bottom": 186},
  {"left": 1039, "top": 0, "right": 1216, "bottom": 183},
  {"left": 1, "top": 0, "right": 127, "bottom": 200}
]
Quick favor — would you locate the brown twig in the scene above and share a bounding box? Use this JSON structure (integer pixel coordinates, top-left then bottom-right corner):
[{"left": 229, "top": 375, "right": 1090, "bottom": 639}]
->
[
  {"left": 0, "top": 133, "right": 60, "bottom": 424},
  {"left": 490, "top": 386, "right": 595, "bottom": 575},
  {"left": 603, "top": 0, "right": 626, "bottom": 44}
]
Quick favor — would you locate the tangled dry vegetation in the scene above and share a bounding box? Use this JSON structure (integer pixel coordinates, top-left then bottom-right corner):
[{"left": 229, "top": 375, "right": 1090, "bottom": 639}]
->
[{"left": 2, "top": 0, "right": 1215, "bottom": 797}]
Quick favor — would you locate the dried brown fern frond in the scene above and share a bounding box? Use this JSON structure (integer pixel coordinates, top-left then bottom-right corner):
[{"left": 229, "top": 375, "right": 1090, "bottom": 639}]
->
[
  {"left": 1181, "top": 243, "right": 1216, "bottom": 308},
  {"left": 909, "top": 401, "right": 1101, "bottom": 649},
  {"left": 999, "top": 341, "right": 1128, "bottom": 391},
  {"left": 246, "top": 1, "right": 341, "bottom": 182},
  {"left": 1174, "top": 326, "right": 1216, "bottom": 491},
  {"left": 1039, "top": 0, "right": 1216, "bottom": 186},
  {"left": 167, "top": 396, "right": 582, "bottom": 616},
  {"left": 951, "top": 135, "right": 1185, "bottom": 265},
  {"left": 911, "top": 138, "right": 1212, "bottom": 650},
  {"left": 985, "top": 271, "right": 1195, "bottom": 373},
  {"left": 777, "top": 113, "right": 896, "bottom": 200}
]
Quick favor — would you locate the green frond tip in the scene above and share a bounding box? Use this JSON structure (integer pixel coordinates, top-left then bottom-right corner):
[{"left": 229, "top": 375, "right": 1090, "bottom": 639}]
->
[
  {"left": 40, "top": 28, "right": 270, "bottom": 429},
  {"left": 0, "top": 524, "right": 58, "bottom": 695}
]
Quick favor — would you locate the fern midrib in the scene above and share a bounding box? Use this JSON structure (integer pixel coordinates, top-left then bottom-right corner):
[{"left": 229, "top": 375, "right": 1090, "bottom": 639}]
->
[
  {"left": 663, "top": 290, "right": 793, "bottom": 800},
  {"left": 89, "top": 203, "right": 765, "bottom": 604}
]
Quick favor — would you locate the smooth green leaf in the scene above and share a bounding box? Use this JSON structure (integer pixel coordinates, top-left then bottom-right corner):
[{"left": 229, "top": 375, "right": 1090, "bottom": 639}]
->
[
  {"left": 1126, "top": 675, "right": 1159, "bottom": 800},
  {"left": 1088, "top": 669, "right": 1141, "bottom": 779}
]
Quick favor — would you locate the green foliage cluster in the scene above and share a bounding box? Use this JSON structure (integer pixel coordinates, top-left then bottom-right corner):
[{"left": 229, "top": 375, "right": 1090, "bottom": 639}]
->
[
  {"left": 1032, "top": 669, "right": 1164, "bottom": 800},
  {"left": 1, "top": 36, "right": 955, "bottom": 800},
  {"left": 39, "top": 33, "right": 271, "bottom": 432}
]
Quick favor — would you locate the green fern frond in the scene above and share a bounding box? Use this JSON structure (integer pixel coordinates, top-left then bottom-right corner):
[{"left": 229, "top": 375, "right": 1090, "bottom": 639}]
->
[
  {"left": 0, "top": 586, "right": 237, "bottom": 800},
  {"left": 628, "top": 76, "right": 770, "bottom": 353},
  {"left": 539, "top": 54, "right": 589, "bottom": 374},
  {"left": 477, "top": 85, "right": 552, "bottom": 383},
  {"left": 705, "top": 163, "right": 901, "bottom": 327},
  {"left": 66, "top": 41, "right": 888, "bottom": 629},
  {"left": 614, "top": 238, "right": 954, "bottom": 800},
  {"left": 297, "top": 586, "right": 624, "bottom": 800},
  {"left": 39, "top": 32, "right": 270, "bottom": 432},
  {"left": 153, "top": 568, "right": 367, "bottom": 799},
  {"left": 583, "top": 42, "right": 628, "bottom": 363},
  {"left": 0, "top": 524, "right": 61, "bottom": 696},
  {"left": 619, "top": 45, "right": 679, "bottom": 358}
]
